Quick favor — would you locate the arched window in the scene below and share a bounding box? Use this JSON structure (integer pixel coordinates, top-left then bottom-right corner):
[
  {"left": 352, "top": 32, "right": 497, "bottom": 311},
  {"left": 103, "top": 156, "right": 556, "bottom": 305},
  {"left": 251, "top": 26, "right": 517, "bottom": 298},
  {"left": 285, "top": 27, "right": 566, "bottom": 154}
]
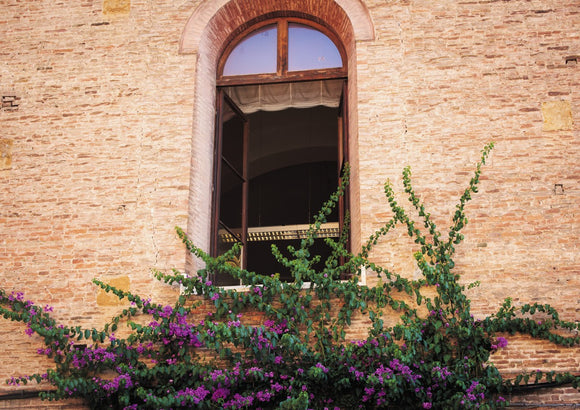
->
[
  {"left": 212, "top": 18, "right": 349, "bottom": 285},
  {"left": 217, "top": 18, "right": 347, "bottom": 84}
]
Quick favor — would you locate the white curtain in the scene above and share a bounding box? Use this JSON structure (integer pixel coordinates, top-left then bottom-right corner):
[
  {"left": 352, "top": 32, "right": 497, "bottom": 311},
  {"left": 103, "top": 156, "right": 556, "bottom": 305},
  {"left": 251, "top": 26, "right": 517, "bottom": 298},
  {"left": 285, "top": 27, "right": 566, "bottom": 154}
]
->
[{"left": 224, "top": 79, "right": 343, "bottom": 114}]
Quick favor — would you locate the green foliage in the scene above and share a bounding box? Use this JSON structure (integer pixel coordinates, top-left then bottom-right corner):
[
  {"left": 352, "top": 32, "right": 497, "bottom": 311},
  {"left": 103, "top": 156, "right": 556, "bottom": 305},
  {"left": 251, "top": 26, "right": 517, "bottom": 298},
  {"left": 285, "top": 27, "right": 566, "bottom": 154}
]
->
[{"left": 1, "top": 143, "right": 579, "bottom": 409}]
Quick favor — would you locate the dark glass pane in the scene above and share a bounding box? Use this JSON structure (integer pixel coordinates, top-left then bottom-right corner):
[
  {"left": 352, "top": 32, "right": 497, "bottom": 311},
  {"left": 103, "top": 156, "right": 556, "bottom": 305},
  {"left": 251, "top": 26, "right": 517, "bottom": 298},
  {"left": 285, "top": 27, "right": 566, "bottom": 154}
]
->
[
  {"left": 288, "top": 23, "right": 342, "bottom": 71},
  {"left": 214, "top": 222, "right": 243, "bottom": 286},
  {"left": 249, "top": 164, "right": 308, "bottom": 227},
  {"left": 214, "top": 272, "right": 241, "bottom": 287},
  {"left": 223, "top": 25, "right": 277, "bottom": 76},
  {"left": 308, "top": 162, "right": 339, "bottom": 223},
  {"left": 246, "top": 238, "right": 334, "bottom": 279},
  {"left": 219, "top": 162, "right": 243, "bottom": 231},
  {"left": 248, "top": 162, "right": 338, "bottom": 228},
  {"left": 222, "top": 102, "right": 245, "bottom": 172}
]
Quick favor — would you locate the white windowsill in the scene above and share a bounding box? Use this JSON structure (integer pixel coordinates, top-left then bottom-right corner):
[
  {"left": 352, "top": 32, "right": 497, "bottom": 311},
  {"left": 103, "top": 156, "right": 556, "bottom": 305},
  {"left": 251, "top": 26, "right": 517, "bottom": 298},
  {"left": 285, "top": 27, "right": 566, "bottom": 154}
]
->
[{"left": 181, "top": 265, "right": 366, "bottom": 295}]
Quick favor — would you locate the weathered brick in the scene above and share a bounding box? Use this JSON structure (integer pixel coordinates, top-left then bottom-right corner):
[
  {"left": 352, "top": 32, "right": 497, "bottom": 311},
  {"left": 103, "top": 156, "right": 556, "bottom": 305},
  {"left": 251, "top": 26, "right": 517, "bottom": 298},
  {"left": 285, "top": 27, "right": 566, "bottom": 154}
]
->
[{"left": 0, "top": 0, "right": 578, "bottom": 407}]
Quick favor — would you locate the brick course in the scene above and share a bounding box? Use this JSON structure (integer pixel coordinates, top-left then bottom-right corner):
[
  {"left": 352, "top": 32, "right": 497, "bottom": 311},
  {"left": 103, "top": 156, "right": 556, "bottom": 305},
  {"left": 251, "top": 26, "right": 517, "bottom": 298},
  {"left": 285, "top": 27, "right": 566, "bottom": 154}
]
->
[{"left": 1, "top": 0, "right": 578, "bottom": 407}]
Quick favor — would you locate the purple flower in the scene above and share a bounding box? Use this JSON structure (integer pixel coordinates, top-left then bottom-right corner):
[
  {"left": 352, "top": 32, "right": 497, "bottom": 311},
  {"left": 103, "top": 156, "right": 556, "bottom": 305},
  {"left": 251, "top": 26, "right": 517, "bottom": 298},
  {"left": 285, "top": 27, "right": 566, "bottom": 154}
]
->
[
  {"left": 271, "top": 382, "right": 284, "bottom": 392},
  {"left": 348, "top": 366, "right": 365, "bottom": 381},
  {"left": 212, "top": 387, "right": 230, "bottom": 401},
  {"left": 159, "top": 305, "right": 173, "bottom": 318},
  {"left": 210, "top": 369, "right": 226, "bottom": 382},
  {"left": 37, "top": 348, "right": 52, "bottom": 355},
  {"left": 227, "top": 320, "right": 241, "bottom": 328},
  {"left": 496, "top": 337, "right": 508, "bottom": 349},
  {"left": 176, "top": 386, "right": 209, "bottom": 404},
  {"left": 10, "top": 292, "right": 25, "bottom": 302},
  {"left": 223, "top": 393, "right": 253, "bottom": 409},
  {"left": 256, "top": 390, "right": 273, "bottom": 402},
  {"left": 315, "top": 363, "right": 329, "bottom": 373},
  {"left": 362, "top": 387, "right": 375, "bottom": 402}
]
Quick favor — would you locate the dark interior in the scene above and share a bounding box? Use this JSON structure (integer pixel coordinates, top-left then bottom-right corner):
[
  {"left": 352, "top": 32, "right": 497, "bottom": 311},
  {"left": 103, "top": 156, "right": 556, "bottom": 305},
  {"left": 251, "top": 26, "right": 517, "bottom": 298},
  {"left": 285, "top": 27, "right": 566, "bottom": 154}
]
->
[{"left": 219, "top": 105, "right": 339, "bottom": 280}]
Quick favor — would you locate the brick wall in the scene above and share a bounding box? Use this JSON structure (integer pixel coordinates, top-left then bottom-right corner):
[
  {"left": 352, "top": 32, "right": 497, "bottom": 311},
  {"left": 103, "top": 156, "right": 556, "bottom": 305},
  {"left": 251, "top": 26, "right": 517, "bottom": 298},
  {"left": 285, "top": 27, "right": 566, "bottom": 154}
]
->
[
  {"left": 355, "top": 0, "right": 580, "bottom": 405},
  {"left": 0, "top": 0, "right": 578, "bottom": 407},
  {"left": 0, "top": 1, "right": 195, "bottom": 404}
]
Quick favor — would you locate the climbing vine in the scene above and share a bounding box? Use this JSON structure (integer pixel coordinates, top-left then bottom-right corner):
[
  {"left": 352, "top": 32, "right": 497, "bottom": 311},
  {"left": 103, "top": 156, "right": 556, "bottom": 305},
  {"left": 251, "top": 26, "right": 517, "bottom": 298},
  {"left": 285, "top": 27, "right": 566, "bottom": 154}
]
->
[{"left": 1, "top": 143, "right": 579, "bottom": 409}]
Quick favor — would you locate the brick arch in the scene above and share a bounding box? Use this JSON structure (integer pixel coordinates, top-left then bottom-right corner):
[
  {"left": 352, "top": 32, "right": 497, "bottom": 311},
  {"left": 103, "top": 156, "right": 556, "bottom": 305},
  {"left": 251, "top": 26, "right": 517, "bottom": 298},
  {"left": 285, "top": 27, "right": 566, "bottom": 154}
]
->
[
  {"left": 179, "top": 0, "right": 374, "bottom": 55},
  {"left": 184, "top": 0, "right": 370, "bottom": 266}
]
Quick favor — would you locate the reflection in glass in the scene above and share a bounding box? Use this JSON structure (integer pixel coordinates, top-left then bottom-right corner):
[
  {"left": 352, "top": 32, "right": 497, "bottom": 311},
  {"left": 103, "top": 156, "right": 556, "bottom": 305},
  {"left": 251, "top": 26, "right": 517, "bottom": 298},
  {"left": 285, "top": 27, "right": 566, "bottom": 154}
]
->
[
  {"left": 223, "top": 25, "right": 277, "bottom": 76},
  {"left": 219, "top": 163, "right": 243, "bottom": 232},
  {"left": 288, "top": 23, "right": 342, "bottom": 71},
  {"left": 222, "top": 106, "right": 244, "bottom": 171}
]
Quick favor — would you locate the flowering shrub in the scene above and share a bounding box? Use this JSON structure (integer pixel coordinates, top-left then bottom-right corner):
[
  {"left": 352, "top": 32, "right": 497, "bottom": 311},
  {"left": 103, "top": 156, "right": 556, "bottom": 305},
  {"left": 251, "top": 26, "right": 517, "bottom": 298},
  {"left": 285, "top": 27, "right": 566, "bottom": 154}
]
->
[{"left": 1, "top": 143, "right": 579, "bottom": 409}]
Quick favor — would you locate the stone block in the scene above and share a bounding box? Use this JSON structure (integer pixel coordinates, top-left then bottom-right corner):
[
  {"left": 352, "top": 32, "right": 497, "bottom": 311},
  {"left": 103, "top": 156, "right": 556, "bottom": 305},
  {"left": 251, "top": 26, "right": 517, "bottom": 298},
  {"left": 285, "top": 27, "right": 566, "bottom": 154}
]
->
[
  {"left": 103, "top": 0, "right": 130, "bottom": 15},
  {"left": 542, "top": 100, "right": 573, "bottom": 131},
  {"left": 96, "top": 276, "right": 130, "bottom": 306},
  {"left": 0, "top": 139, "right": 13, "bottom": 170}
]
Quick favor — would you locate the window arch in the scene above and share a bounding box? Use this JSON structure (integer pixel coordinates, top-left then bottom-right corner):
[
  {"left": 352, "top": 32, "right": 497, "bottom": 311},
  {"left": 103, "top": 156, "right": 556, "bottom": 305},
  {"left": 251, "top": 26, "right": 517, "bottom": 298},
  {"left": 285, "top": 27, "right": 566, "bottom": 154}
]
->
[
  {"left": 212, "top": 19, "right": 349, "bottom": 285},
  {"left": 217, "top": 18, "right": 347, "bottom": 85},
  {"left": 181, "top": 0, "right": 373, "bottom": 277}
]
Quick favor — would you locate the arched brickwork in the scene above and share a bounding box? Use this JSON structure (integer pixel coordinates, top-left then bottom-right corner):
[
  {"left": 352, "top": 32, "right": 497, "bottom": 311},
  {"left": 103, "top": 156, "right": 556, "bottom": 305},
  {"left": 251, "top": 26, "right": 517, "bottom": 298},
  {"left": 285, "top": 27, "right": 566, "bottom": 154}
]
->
[
  {"left": 182, "top": 0, "right": 374, "bottom": 270},
  {"left": 179, "top": 0, "right": 374, "bottom": 54}
]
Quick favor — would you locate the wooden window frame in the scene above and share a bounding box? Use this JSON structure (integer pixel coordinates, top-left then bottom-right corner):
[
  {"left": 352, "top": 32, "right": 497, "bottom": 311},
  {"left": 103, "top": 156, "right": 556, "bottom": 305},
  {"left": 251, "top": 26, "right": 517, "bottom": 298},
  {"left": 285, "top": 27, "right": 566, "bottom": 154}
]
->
[
  {"left": 212, "top": 18, "right": 350, "bottom": 283},
  {"left": 211, "top": 91, "right": 250, "bottom": 277},
  {"left": 217, "top": 17, "right": 348, "bottom": 86}
]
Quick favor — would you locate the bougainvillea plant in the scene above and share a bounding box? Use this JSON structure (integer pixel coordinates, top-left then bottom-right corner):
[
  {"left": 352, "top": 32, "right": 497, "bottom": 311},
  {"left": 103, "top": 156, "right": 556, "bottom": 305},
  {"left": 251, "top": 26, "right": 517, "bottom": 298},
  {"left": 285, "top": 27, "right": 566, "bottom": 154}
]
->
[{"left": 1, "top": 143, "right": 579, "bottom": 409}]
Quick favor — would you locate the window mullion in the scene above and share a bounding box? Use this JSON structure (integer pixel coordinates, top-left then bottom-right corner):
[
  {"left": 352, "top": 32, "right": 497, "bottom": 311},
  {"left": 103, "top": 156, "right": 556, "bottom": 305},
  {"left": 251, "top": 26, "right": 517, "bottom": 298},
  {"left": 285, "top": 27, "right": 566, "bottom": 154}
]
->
[
  {"left": 278, "top": 19, "right": 288, "bottom": 76},
  {"left": 240, "top": 118, "right": 249, "bottom": 272}
]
